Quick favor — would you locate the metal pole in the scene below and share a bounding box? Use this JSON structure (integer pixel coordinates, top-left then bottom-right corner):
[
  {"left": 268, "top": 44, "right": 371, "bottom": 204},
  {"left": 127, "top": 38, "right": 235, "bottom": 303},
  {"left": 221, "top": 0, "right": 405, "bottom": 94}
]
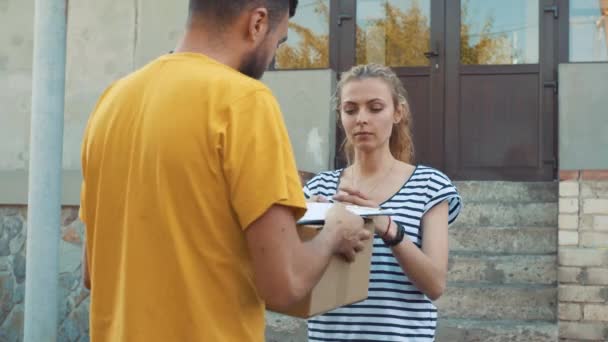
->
[{"left": 24, "top": 0, "right": 67, "bottom": 341}]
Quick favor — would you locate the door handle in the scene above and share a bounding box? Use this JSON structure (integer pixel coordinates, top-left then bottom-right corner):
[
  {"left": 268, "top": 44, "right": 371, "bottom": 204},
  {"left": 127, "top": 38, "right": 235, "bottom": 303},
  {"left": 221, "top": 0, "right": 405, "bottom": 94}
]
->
[
  {"left": 338, "top": 14, "right": 353, "bottom": 26},
  {"left": 543, "top": 80, "right": 558, "bottom": 94},
  {"left": 424, "top": 42, "right": 440, "bottom": 59},
  {"left": 424, "top": 50, "right": 439, "bottom": 59},
  {"left": 544, "top": 5, "right": 559, "bottom": 19}
]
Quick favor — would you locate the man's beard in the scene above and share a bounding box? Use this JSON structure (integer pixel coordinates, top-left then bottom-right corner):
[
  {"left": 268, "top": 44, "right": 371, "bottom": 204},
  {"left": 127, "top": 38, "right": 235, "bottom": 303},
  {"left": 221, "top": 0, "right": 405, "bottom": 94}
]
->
[{"left": 238, "top": 46, "right": 270, "bottom": 80}]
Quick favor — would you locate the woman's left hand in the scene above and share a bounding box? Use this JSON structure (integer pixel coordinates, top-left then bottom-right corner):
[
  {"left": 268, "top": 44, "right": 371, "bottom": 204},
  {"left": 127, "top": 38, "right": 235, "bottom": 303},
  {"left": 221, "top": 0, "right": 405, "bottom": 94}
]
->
[{"left": 333, "top": 186, "right": 391, "bottom": 236}]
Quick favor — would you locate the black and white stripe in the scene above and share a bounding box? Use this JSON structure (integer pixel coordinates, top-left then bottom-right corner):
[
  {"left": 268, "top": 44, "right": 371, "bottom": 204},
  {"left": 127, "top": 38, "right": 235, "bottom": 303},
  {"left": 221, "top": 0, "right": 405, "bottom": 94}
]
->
[{"left": 304, "top": 165, "right": 462, "bottom": 342}]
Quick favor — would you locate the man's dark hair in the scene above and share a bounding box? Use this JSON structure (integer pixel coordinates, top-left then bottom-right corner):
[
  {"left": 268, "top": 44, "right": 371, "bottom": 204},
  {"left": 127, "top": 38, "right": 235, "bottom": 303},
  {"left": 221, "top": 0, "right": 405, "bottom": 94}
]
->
[{"left": 189, "top": 0, "right": 298, "bottom": 28}]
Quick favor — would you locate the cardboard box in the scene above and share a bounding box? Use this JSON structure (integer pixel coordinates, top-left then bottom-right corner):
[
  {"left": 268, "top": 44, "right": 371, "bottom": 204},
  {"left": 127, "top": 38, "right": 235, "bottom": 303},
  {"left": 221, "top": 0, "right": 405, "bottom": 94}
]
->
[{"left": 269, "top": 220, "right": 374, "bottom": 318}]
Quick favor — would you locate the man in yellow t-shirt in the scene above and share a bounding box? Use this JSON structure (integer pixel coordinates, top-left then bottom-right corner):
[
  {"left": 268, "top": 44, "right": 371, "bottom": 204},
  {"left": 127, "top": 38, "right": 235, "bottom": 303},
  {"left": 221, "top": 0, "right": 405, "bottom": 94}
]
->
[{"left": 80, "top": 1, "right": 371, "bottom": 341}]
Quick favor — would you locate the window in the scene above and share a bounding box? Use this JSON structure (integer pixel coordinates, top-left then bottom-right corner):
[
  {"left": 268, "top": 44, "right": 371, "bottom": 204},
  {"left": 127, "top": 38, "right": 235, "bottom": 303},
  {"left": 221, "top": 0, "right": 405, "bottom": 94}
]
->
[
  {"left": 461, "top": 0, "right": 539, "bottom": 65},
  {"left": 569, "top": 0, "right": 608, "bottom": 62},
  {"left": 274, "top": 0, "right": 330, "bottom": 69},
  {"left": 356, "top": 0, "right": 431, "bottom": 67}
]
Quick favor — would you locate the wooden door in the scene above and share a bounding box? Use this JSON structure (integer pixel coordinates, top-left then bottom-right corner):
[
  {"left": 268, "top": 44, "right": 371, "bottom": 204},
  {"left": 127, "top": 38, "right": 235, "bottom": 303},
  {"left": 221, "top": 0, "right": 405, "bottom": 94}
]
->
[{"left": 444, "top": 0, "right": 558, "bottom": 180}]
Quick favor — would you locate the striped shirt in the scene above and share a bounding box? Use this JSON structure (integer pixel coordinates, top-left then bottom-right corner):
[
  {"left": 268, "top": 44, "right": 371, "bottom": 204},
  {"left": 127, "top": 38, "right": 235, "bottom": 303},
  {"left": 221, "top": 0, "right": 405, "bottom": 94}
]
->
[{"left": 303, "top": 165, "right": 462, "bottom": 342}]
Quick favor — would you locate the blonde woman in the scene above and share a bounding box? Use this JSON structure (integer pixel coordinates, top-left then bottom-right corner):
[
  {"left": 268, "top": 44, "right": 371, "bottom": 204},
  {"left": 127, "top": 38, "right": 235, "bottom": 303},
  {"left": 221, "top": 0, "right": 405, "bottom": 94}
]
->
[{"left": 304, "top": 64, "right": 462, "bottom": 341}]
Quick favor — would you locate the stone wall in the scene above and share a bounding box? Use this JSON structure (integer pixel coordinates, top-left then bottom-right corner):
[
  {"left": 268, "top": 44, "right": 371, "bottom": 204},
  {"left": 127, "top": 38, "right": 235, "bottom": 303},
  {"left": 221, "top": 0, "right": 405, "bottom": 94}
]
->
[
  {"left": 558, "top": 170, "right": 608, "bottom": 341},
  {"left": 0, "top": 206, "right": 89, "bottom": 342}
]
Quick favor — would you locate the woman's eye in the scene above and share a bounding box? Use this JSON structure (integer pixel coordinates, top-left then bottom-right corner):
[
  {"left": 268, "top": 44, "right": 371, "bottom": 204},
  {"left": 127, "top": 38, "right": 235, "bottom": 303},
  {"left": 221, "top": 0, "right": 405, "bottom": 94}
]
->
[
  {"left": 371, "top": 106, "right": 383, "bottom": 112},
  {"left": 344, "top": 108, "right": 356, "bottom": 115}
]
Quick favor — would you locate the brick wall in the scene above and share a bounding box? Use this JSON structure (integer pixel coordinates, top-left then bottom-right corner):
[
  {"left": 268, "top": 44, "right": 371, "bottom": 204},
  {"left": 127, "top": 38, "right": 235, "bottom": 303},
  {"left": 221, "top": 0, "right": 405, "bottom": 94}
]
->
[{"left": 558, "top": 170, "right": 608, "bottom": 341}]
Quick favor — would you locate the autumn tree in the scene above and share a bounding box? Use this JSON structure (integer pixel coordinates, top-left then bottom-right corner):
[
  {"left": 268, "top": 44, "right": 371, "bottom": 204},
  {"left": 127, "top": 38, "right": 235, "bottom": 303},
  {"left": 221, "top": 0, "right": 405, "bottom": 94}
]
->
[
  {"left": 275, "top": 0, "right": 329, "bottom": 68},
  {"left": 460, "top": 0, "right": 514, "bottom": 64},
  {"left": 357, "top": 0, "right": 430, "bottom": 66},
  {"left": 276, "top": 0, "right": 514, "bottom": 69}
]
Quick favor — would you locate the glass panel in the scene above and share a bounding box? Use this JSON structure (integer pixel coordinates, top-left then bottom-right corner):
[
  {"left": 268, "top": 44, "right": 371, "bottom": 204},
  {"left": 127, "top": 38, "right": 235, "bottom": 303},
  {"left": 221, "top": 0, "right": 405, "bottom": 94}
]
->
[
  {"left": 461, "top": 0, "right": 539, "bottom": 65},
  {"left": 274, "top": 0, "right": 330, "bottom": 69},
  {"left": 569, "top": 0, "right": 608, "bottom": 62},
  {"left": 356, "top": 0, "right": 431, "bottom": 67}
]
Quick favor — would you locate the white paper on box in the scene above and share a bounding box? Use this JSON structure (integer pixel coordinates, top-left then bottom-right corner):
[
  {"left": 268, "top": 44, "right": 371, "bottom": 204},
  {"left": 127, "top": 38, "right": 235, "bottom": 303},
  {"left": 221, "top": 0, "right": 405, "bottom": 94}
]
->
[{"left": 297, "top": 202, "right": 395, "bottom": 225}]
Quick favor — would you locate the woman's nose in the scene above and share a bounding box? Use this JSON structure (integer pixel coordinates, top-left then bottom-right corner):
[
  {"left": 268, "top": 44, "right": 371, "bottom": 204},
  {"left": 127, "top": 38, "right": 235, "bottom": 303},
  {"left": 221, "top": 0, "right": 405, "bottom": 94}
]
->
[{"left": 356, "top": 111, "right": 369, "bottom": 124}]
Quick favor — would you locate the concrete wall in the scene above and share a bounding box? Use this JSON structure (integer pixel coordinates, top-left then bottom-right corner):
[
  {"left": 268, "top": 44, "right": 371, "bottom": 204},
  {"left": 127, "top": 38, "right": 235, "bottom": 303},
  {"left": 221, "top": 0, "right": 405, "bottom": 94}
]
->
[
  {"left": 0, "top": 0, "right": 34, "bottom": 171},
  {"left": 263, "top": 70, "right": 336, "bottom": 174},
  {"left": 0, "top": 0, "right": 333, "bottom": 206},
  {"left": 559, "top": 63, "right": 608, "bottom": 170}
]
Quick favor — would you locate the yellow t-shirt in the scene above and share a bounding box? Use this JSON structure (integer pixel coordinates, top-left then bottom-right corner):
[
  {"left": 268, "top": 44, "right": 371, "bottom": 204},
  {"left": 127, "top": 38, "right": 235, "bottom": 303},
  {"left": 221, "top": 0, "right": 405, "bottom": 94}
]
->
[{"left": 80, "top": 53, "right": 307, "bottom": 342}]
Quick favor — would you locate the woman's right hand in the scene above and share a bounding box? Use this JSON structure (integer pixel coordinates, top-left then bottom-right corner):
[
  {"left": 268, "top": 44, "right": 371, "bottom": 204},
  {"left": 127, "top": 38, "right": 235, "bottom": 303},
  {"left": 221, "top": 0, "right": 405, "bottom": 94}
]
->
[{"left": 333, "top": 186, "right": 390, "bottom": 236}]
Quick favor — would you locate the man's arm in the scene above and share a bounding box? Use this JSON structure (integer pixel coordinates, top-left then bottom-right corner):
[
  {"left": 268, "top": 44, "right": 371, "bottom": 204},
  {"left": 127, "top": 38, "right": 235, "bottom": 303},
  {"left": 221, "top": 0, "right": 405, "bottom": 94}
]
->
[{"left": 245, "top": 204, "right": 369, "bottom": 310}]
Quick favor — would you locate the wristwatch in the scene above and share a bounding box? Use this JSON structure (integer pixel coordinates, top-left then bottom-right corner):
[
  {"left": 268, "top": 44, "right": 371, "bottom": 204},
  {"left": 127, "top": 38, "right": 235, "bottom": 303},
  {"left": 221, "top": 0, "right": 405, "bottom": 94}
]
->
[{"left": 383, "top": 221, "right": 406, "bottom": 247}]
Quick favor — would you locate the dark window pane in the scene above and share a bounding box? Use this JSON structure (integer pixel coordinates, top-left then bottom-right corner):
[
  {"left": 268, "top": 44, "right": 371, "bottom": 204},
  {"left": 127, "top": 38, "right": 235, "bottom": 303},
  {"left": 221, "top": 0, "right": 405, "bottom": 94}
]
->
[
  {"left": 275, "top": 0, "right": 330, "bottom": 69},
  {"left": 461, "top": 0, "right": 539, "bottom": 65}
]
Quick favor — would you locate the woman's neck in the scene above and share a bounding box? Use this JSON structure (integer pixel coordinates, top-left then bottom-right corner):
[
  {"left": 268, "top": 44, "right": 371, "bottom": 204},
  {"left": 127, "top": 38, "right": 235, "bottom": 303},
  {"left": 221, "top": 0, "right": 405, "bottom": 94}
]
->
[{"left": 352, "top": 148, "right": 395, "bottom": 178}]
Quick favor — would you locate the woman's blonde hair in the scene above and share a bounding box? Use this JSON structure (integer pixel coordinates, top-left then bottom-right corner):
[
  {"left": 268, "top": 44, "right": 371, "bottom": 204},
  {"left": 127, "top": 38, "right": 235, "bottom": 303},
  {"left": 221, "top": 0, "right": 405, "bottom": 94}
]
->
[{"left": 335, "top": 63, "right": 414, "bottom": 165}]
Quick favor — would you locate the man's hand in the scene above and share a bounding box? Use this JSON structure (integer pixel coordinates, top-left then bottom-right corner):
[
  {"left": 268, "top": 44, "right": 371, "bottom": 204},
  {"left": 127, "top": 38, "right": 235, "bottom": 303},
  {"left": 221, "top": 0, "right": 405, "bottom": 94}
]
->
[
  {"left": 324, "top": 203, "right": 371, "bottom": 262},
  {"left": 246, "top": 203, "right": 369, "bottom": 309}
]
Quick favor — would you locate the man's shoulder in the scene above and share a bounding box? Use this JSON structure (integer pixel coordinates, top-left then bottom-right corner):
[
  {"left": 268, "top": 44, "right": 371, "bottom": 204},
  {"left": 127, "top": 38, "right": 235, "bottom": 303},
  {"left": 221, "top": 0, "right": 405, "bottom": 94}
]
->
[
  {"left": 166, "top": 53, "right": 273, "bottom": 98},
  {"left": 214, "top": 70, "right": 275, "bottom": 106},
  {"left": 123, "top": 53, "right": 274, "bottom": 102}
]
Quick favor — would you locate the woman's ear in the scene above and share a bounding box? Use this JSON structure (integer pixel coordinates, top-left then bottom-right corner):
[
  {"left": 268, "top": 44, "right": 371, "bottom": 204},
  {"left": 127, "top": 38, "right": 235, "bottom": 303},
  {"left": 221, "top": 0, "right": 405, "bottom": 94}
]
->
[{"left": 393, "top": 103, "right": 404, "bottom": 124}]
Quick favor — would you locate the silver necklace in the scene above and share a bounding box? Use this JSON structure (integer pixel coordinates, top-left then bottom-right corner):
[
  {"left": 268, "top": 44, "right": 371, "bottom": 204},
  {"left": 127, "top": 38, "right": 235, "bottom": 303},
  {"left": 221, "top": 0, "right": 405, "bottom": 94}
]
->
[{"left": 352, "top": 159, "right": 397, "bottom": 198}]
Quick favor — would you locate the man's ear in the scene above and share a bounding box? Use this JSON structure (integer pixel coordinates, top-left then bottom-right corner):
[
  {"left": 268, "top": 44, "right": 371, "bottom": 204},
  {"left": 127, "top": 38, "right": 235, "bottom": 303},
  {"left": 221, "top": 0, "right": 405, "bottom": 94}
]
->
[{"left": 247, "top": 7, "right": 270, "bottom": 43}]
